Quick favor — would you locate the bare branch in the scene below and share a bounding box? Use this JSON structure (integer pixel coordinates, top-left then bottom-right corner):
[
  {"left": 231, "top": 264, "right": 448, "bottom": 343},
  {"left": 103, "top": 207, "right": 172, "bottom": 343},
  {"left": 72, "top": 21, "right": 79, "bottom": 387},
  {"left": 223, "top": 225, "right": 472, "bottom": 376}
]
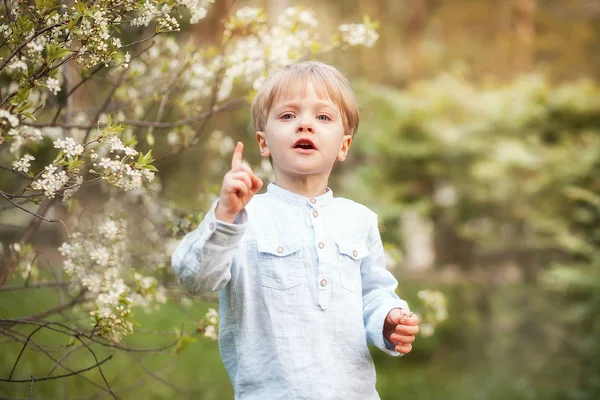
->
[
  {"left": 73, "top": 335, "right": 118, "bottom": 399},
  {"left": 51, "top": 65, "right": 105, "bottom": 124},
  {"left": 0, "top": 190, "right": 69, "bottom": 235},
  {"left": 122, "top": 32, "right": 158, "bottom": 48},
  {"left": 21, "top": 291, "right": 86, "bottom": 321},
  {"left": 8, "top": 325, "right": 44, "bottom": 380},
  {"left": 0, "top": 327, "right": 115, "bottom": 394},
  {"left": 128, "top": 353, "right": 193, "bottom": 399},
  {"left": 0, "top": 163, "right": 31, "bottom": 180},
  {"left": 0, "top": 355, "right": 113, "bottom": 383},
  {"left": 22, "top": 97, "right": 245, "bottom": 130}
]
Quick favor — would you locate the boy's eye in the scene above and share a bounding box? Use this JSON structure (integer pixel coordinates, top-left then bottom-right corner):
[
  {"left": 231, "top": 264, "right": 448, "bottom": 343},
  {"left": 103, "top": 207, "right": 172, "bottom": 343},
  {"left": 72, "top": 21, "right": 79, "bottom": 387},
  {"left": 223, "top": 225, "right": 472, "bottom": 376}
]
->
[
  {"left": 316, "top": 115, "right": 331, "bottom": 121},
  {"left": 280, "top": 113, "right": 295, "bottom": 120}
]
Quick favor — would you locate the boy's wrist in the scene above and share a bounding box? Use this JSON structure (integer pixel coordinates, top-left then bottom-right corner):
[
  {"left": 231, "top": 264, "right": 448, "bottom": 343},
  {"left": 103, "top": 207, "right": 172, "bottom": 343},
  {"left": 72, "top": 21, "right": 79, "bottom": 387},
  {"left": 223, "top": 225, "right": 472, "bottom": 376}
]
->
[{"left": 215, "top": 203, "right": 239, "bottom": 224}]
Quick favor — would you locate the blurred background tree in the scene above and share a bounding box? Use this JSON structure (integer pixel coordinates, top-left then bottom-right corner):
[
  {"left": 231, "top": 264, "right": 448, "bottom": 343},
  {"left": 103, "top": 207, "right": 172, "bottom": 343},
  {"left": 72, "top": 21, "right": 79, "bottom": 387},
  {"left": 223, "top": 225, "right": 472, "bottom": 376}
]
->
[{"left": 1, "top": 0, "right": 599, "bottom": 399}]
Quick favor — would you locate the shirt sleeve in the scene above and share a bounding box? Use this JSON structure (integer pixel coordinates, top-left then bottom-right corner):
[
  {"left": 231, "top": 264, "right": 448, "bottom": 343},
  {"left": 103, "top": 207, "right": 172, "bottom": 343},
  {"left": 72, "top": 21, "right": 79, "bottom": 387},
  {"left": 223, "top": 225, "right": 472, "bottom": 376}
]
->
[
  {"left": 361, "top": 211, "right": 410, "bottom": 356},
  {"left": 171, "top": 199, "right": 247, "bottom": 295}
]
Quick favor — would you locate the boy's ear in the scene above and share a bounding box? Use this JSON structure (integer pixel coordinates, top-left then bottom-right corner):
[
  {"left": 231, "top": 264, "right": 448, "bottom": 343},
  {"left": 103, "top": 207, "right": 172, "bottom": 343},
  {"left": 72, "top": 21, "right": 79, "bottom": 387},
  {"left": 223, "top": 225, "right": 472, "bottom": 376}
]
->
[
  {"left": 256, "top": 131, "right": 270, "bottom": 158},
  {"left": 337, "top": 134, "right": 353, "bottom": 161}
]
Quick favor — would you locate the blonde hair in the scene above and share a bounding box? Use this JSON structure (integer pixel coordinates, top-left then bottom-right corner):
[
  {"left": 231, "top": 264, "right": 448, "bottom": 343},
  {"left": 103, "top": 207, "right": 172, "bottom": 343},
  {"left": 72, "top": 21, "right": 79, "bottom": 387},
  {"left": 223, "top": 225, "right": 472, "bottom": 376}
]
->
[{"left": 251, "top": 61, "right": 360, "bottom": 137}]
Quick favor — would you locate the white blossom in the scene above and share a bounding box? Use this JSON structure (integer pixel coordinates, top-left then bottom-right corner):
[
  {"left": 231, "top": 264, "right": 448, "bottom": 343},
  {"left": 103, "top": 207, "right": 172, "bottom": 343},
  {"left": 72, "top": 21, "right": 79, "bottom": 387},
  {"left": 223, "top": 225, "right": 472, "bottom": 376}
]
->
[
  {"left": 0, "top": 109, "right": 20, "bottom": 127},
  {"left": 12, "top": 154, "right": 35, "bottom": 173},
  {"left": 54, "top": 137, "right": 84, "bottom": 157},
  {"left": 338, "top": 23, "right": 379, "bottom": 47},
  {"left": 46, "top": 77, "right": 61, "bottom": 95},
  {"left": 204, "top": 324, "right": 218, "bottom": 340},
  {"left": 31, "top": 164, "right": 70, "bottom": 198},
  {"left": 131, "top": 1, "right": 158, "bottom": 27}
]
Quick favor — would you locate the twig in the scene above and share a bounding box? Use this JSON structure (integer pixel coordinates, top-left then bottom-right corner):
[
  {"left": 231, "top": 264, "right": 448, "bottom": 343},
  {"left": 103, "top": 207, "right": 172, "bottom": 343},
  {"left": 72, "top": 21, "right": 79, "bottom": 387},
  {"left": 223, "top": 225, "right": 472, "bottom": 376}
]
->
[
  {"left": 0, "top": 190, "right": 69, "bottom": 235},
  {"left": 0, "top": 356, "right": 112, "bottom": 383},
  {"left": 51, "top": 65, "right": 105, "bottom": 124},
  {"left": 122, "top": 32, "right": 158, "bottom": 48},
  {"left": 128, "top": 353, "right": 192, "bottom": 399},
  {"left": 73, "top": 336, "right": 119, "bottom": 400},
  {"left": 21, "top": 291, "right": 86, "bottom": 321},
  {"left": 8, "top": 325, "right": 44, "bottom": 380},
  {"left": 23, "top": 97, "right": 245, "bottom": 129},
  {"left": 0, "top": 23, "right": 63, "bottom": 73},
  {"left": 0, "top": 163, "right": 31, "bottom": 180},
  {"left": 44, "top": 344, "right": 83, "bottom": 378}
]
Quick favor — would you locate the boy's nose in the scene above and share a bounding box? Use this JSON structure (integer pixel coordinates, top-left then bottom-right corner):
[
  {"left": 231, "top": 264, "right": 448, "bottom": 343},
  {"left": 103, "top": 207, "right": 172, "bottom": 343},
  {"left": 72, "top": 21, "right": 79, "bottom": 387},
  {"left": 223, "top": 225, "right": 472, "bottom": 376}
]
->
[{"left": 296, "top": 119, "right": 314, "bottom": 133}]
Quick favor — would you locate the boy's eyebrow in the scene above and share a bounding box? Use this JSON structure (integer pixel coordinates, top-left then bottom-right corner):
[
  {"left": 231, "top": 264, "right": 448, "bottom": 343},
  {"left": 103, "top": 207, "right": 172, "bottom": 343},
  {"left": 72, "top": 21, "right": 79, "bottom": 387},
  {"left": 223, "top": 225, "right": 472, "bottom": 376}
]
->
[{"left": 274, "top": 100, "right": 338, "bottom": 111}]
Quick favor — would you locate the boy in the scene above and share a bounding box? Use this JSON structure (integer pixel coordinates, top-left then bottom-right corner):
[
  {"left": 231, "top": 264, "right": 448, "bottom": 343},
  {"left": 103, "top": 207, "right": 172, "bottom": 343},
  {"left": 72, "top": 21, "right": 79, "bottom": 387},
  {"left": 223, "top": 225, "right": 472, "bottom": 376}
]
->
[{"left": 171, "top": 61, "right": 420, "bottom": 399}]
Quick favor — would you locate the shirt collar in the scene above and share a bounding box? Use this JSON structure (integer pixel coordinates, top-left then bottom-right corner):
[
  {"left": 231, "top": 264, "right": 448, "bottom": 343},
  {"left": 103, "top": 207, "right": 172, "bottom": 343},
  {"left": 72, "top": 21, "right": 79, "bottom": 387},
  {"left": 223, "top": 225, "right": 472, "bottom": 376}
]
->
[{"left": 266, "top": 183, "right": 334, "bottom": 207}]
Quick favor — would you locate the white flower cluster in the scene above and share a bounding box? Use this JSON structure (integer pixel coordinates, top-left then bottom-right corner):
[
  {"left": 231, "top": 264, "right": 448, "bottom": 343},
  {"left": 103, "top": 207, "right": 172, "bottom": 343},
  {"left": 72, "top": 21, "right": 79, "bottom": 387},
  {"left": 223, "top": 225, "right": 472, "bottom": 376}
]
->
[
  {"left": 106, "top": 136, "right": 138, "bottom": 157},
  {"left": 417, "top": 289, "right": 449, "bottom": 337},
  {"left": 90, "top": 135, "right": 153, "bottom": 191},
  {"left": 131, "top": 1, "right": 158, "bottom": 27},
  {"left": 199, "top": 308, "right": 219, "bottom": 340},
  {"left": 157, "top": 14, "right": 180, "bottom": 32},
  {"left": 54, "top": 137, "right": 84, "bottom": 158},
  {"left": 207, "top": 130, "right": 235, "bottom": 156},
  {"left": 0, "top": 109, "right": 20, "bottom": 128},
  {"left": 338, "top": 23, "right": 379, "bottom": 48},
  {"left": 57, "top": 216, "right": 163, "bottom": 341},
  {"left": 177, "top": 0, "right": 211, "bottom": 24},
  {"left": 10, "top": 242, "right": 39, "bottom": 281},
  {"left": 12, "top": 154, "right": 35, "bottom": 173},
  {"left": 30, "top": 165, "right": 69, "bottom": 198},
  {"left": 4, "top": 125, "right": 43, "bottom": 154},
  {"left": 96, "top": 157, "right": 154, "bottom": 191}
]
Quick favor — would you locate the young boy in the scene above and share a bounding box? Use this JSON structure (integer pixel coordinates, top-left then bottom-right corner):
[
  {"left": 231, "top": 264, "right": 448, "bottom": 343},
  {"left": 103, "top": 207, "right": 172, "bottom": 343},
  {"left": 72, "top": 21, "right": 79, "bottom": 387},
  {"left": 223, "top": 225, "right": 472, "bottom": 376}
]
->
[{"left": 171, "top": 61, "right": 420, "bottom": 399}]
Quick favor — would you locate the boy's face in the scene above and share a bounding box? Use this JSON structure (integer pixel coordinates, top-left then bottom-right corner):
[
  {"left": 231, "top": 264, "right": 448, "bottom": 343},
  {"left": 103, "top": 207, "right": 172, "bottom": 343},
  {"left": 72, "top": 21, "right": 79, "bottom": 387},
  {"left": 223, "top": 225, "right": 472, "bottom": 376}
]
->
[{"left": 256, "top": 83, "right": 352, "bottom": 180}]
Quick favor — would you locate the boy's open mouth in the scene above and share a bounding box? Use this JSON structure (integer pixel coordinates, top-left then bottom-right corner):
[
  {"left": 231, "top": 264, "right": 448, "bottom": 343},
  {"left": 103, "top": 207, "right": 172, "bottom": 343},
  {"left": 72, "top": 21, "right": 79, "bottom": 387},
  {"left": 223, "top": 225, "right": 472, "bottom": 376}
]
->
[{"left": 293, "top": 138, "right": 317, "bottom": 150}]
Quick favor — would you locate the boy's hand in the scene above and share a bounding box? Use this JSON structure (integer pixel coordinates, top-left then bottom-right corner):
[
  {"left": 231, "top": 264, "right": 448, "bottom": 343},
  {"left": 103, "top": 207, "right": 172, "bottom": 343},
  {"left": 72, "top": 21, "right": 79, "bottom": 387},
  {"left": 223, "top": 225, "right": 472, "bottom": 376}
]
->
[
  {"left": 383, "top": 308, "right": 420, "bottom": 354},
  {"left": 215, "top": 142, "right": 263, "bottom": 223}
]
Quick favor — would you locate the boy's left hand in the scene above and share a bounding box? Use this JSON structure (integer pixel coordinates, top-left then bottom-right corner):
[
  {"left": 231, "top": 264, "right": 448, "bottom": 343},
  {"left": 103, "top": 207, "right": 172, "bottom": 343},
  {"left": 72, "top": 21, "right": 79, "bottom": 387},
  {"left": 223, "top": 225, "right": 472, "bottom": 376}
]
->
[{"left": 383, "top": 308, "right": 420, "bottom": 354}]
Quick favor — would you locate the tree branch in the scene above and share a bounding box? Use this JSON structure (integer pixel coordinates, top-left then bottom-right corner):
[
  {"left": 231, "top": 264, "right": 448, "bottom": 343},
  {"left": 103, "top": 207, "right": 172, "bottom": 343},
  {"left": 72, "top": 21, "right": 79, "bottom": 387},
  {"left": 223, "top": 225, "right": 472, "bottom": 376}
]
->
[
  {"left": 22, "top": 97, "right": 245, "bottom": 130},
  {"left": 0, "top": 355, "right": 113, "bottom": 383},
  {"left": 0, "top": 23, "right": 63, "bottom": 73},
  {"left": 0, "top": 190, "right": 69, "bottom": 234}
]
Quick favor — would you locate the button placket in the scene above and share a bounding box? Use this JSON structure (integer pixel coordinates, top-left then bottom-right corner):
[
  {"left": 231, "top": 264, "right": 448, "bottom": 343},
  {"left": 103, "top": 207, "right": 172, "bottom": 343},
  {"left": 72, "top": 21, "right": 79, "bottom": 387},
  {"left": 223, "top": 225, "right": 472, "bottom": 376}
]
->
[{"left": 308, "top": 198, "right": 330, "bottom": 309}]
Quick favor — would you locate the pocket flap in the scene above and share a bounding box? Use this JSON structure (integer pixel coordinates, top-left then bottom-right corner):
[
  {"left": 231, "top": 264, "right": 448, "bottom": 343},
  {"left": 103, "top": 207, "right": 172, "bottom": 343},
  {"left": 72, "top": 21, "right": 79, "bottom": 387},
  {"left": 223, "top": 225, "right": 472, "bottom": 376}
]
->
[
  {"left": 257, "top": 237, "right": 301, "bottom": 257},
  {"left": 335, "top": 241, "right": 370, "bottom": 260}
]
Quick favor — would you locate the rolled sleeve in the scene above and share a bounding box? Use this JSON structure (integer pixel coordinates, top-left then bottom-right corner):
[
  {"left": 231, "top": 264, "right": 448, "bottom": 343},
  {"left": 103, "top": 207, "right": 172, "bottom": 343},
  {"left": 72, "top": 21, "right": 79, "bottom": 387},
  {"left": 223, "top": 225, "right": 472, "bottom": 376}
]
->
[{"left": 171, "top": 199, "right": 247, "bottom": 295}]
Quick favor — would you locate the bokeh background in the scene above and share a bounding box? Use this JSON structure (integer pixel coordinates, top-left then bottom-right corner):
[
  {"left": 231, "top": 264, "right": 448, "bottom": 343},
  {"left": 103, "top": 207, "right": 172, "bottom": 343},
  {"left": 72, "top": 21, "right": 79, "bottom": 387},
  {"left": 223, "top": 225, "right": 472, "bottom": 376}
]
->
[{"left": 2, "top": 0, "right": 600, "bottom": 399}]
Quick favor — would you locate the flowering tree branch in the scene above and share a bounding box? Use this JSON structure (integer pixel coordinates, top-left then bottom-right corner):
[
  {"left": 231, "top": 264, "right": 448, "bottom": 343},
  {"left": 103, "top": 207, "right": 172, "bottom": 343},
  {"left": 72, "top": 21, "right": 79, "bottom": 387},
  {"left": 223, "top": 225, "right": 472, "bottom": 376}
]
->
[{"left": 0, "top": 2, "right": 383, "bottom": 396}]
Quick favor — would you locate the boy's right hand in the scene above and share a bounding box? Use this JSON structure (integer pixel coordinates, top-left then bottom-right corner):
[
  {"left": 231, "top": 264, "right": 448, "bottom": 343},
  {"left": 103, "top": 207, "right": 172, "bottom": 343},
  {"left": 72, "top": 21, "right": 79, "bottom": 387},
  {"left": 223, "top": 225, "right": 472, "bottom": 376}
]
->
[{"left": 215, "top": 141, "right": 263, "bottom": 223}]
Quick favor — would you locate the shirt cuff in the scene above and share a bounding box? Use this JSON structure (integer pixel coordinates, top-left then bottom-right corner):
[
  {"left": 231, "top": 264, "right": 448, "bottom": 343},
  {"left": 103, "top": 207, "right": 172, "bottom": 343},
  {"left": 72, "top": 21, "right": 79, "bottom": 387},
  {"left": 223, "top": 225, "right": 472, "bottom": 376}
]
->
[{"left": 200, "top": 199, "right": 247, "bottom": 247}]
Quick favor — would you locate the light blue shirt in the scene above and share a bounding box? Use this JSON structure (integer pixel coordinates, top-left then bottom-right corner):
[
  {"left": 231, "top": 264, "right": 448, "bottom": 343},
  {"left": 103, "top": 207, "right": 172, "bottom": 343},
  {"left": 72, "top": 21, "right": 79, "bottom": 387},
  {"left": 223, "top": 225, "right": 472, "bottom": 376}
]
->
[{"left": 171, "top": 183, "right": 410, "bottom": 400}]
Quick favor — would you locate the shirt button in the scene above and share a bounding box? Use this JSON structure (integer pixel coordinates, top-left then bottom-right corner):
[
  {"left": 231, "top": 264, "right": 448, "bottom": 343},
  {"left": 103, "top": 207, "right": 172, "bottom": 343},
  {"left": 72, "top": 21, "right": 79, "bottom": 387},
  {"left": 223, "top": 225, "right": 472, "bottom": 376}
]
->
[
  {"left": 318, "top": 242, "right": 324, "bottom": 249},
  {"left": 312, "top": 210, "right": 318, "bottom": 218},
  {"left": 309, "top": 198, "right": 316, "bottom": 204},
  {"left": 320, "top": 279, "right": 328, "bottom": 287},
  {"left": 353, "top": 250, "right": 358, "bottom": 257},
  {"left": 277, "top": 246, "right": 284, "bottom": 254},
  {"left": 209, "top": 223, "right": 215, "bottom": 230}
]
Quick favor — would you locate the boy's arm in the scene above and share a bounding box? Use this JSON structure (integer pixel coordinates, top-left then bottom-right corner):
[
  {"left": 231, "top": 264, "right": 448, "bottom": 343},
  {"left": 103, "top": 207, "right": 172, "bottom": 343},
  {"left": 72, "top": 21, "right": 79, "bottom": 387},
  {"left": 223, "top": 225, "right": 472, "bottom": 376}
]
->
[
  {"left": 361, "top": 211, "right": 410, "bottom": 356},
  {"left": 171, "top": 199, "right": 247, "bottom": 295},
  {"left": 171, "top": 141, "right": 262, "bottom": 295}
]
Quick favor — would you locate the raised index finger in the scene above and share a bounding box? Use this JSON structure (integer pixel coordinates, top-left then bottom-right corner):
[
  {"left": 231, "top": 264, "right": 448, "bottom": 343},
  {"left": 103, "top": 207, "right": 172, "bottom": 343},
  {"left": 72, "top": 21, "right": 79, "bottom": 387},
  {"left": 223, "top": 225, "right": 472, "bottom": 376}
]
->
[{"left": 231, "top": 141, "right": 243, "bottom": 170}]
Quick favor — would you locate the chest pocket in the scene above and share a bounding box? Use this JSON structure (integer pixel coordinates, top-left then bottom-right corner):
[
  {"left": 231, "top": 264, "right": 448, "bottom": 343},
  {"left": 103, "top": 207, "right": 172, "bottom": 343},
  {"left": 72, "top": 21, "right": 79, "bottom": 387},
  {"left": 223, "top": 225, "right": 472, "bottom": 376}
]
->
[
  {"left": 336, "top": 240, "right": 370, "bottom": 293},
  {"left": 257, "top": 236, "right": 303, "bottom": 290}
]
